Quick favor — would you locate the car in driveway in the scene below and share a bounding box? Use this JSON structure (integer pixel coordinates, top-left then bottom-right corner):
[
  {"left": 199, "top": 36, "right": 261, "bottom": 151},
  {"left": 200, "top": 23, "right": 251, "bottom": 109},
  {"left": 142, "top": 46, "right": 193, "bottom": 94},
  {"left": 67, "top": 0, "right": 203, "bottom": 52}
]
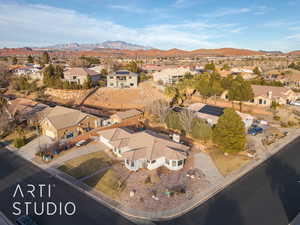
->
[
  {"left": 291, "top": 100, "right": 300, "bottom": 106},
  {"left": 75, "top": 139, "right": 89, "bottom": 147},
  {"left": 16, "top": 215, "right": 38, "bottom": 225},
  {"left": 248, "top": 125, "right": 263, "bottom": 136}
]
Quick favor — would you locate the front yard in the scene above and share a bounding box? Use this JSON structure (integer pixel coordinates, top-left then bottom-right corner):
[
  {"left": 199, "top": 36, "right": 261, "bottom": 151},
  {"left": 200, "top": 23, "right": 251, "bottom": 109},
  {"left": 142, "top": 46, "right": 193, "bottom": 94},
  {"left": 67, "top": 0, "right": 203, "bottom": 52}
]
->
[
  {"left": 57, "top": 151, "right": 113, "bottom": 179},
  {"left": 207, "top": 147, "right": 251, "bottom": 176}
]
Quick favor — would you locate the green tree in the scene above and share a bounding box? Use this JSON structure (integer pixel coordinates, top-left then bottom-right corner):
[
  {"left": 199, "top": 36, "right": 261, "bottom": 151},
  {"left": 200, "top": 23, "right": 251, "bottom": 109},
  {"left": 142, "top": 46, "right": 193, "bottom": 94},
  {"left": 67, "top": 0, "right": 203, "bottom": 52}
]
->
[
  {"left": 221, "top": 64, "right": 231, "bottom": 71},
  {"left": 83, "top": 75, "right": 93, "bottom": 89},
  {"left": 213, "top": 108, "right": 246, "bottom": 153},
  {"left": 204, "top": 62, "right": 216, "bottom": 71},
  {"left": 191, "top": 118, "right": 212, "bottom": 142},
  {"left": 42, "top": 51, "right": 50, "bottom": 64},
  {"left": 139, "top": 72, "right": 149, "bottom": 82},
  {"left": 12, "top": 57, "right": 18, "bottom": 65},
  {"left": 101, "top": 69, "right": 108, "bottom": 75},
  {"left": 228, "top": 75, "right": 254, "bottom": 112},
  {"left": 27, "top": 55, "right": 34, "bottom": 63},
  {"left": 165, "top": 111, "right": 182, "bottom": 131},
  {"left": 253, "top": 67, "right": 261, "bottom": 76},
  {"left": 126, "top": 61, "right": 140, "bottom": 73}
]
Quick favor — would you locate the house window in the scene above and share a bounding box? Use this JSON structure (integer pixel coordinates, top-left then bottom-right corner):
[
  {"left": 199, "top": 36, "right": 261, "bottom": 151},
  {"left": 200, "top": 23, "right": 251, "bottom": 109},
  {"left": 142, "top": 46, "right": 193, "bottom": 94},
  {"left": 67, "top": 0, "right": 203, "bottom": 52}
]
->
[
  {"left": 130, "top": 83, "right": 134, "bottom": 86},
  {"left": 250, "top": 99, "right": 254, "bottom": 103},
  {"left": 151, "top": 160, "right": 156, "bottom": 164},
  {"left": 263, "top": 100, "right": 267, "bottom": 104},
  {"left": 129, "top": 76, "right": 132, "bottom": 79},
  {"left": 172, "top": 161, "right": 177, "bottom": 167},
  {"left": 110, "top": 83, "right": 114, "bottom": 86},
  {"left": 110, "top": 76, "right": 113, "bottom": 79},
  {"left": 73, "top": 76, "right": 77, "bottom": 79},
  {"left": 165, "top": 159, "right": 169, "bottom": 165},
  {"left": 259, "top": 99, "right": 263, "bottom": 104},
  {"left": 178, "top": 160, "right": 183, "bottom": 166}
]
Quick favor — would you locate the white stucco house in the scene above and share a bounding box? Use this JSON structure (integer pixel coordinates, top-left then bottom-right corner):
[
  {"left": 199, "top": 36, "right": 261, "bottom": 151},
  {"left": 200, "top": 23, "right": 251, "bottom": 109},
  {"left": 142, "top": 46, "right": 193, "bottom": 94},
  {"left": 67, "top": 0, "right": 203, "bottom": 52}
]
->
[{"left": 98, "top": 128, "right": 189, "bottom": 171}]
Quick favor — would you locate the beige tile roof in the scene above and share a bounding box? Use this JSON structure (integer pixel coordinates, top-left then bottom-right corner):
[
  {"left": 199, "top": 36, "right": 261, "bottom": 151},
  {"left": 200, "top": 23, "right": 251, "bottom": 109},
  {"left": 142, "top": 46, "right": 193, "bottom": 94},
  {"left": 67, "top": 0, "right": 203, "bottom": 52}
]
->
[
  {"left": 43, "top": 106, "right": 95, "bottom": 130},
  {"left": 251, "top": 85, "right": 292, "bottom": 98},
  {"left": 64, "top": 67, "right": 99, "bottom": 77},
  {"left": 112, "top": 109, "right": 142, "bottom": 120},
  {"left": 99, "top": 128, "right": 188, "bottom": 161}
]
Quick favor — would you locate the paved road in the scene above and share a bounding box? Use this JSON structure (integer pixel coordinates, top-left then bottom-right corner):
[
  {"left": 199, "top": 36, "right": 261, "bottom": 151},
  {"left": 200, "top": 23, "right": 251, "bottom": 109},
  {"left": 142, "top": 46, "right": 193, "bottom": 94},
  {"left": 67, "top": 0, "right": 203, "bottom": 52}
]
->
[
  {"left": 0, "top": 149, "right": 135, "bottom": 225},
  {"left": 158, "top": 137, "right": 300, "bottom": 225}
]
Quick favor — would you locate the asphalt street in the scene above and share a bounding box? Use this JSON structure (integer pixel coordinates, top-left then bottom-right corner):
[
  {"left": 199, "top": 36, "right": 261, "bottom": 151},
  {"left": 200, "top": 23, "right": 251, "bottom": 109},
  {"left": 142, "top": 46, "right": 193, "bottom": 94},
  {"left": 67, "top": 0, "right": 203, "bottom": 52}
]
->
[{"left": 0, "top": 149, "right": 135, "bottom": 225}]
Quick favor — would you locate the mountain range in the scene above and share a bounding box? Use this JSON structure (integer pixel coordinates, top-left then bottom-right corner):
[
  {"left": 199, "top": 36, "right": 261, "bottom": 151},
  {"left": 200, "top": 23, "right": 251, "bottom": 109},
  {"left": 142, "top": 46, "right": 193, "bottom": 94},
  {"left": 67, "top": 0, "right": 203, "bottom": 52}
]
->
[{"left": 34, "top": 41, "right": 152, "bottom": 51}]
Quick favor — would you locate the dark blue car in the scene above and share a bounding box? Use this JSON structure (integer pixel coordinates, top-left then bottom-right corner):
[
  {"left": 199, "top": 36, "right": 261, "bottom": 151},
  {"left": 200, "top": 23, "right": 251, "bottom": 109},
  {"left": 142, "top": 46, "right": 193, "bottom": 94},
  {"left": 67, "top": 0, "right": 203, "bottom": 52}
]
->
[{"left": 248, "top": 126, "right": 263, "bottom": 136}]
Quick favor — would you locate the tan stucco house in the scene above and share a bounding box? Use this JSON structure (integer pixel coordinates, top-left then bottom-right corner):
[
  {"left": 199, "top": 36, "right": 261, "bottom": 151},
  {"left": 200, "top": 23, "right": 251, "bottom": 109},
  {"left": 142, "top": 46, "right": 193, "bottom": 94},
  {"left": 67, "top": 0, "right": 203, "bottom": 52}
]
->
[
  {"left": 110, "top": 109, "right": 143, "bottom": 124},
  {"left": 40, "top": 106, "right": 102, "bottom": 141},
  {"left": 64, "top": 67, "right": 100, "bottom": 85},
  {"left": 98, "top": 128, "right": 189, "bottom": 171},
  {"left": 221, "top": 85, "right": 298, "bottom": 106}
]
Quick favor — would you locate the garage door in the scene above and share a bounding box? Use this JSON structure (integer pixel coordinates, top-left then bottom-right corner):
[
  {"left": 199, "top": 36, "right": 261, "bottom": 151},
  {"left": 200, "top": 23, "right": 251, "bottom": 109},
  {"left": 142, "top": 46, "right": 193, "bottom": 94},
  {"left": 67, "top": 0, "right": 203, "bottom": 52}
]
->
[{"left": 45, "top": 130, "right": 56, "bottom": 139}]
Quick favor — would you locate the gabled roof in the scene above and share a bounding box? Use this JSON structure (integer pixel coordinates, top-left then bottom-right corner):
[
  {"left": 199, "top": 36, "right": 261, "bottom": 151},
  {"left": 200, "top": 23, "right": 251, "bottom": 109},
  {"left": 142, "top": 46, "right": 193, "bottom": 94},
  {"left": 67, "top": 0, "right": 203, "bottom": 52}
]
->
[
  {"left": 42, "top": 106, "right": 96, "bottom": 130},
  {"left": 251, "top": 85, "right": 293, "bottom": 98},
  {"left": 112, "top": 109, "right": 142, "bottom": 120},
  {"left": 98, "top": 128, "right": 188, "bottom": 161}
]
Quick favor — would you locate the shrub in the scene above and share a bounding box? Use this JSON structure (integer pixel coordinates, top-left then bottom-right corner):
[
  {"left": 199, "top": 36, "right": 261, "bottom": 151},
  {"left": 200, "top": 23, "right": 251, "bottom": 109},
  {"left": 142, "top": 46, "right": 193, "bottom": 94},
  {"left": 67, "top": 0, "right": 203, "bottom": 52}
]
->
[
  {"left": 13, "top": 137, "right": 26, "bottom": 148},
  {"left": 191, "top": 118, "right": 212, "bottom": 142},
  {"left": 273, "top": 115, "right": 281, "bottom": 121},
  {"left": 165, "top": 111, "right": 182, "bottom": 131}
]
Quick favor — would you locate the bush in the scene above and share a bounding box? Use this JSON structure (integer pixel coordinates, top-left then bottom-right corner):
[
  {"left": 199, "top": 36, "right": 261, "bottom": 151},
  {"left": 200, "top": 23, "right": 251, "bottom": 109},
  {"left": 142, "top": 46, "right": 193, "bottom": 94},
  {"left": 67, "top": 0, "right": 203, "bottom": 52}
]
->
[
  {"left": 191, "top": 118, "right": 212, "bottom": 142},
  {"left": 273, "top": 115, "right": 281, "bottom": 121},
  {"left": 13, "top": 137, "right": 26, "bottom": 148},
  {"left": 288, "top": 121, "right": 297, "bottom": 127}
]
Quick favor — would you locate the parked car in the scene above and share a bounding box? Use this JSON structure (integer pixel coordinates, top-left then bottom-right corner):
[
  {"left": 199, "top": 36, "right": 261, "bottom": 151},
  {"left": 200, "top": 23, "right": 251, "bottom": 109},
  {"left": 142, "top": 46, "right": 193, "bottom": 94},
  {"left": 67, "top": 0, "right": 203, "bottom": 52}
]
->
[
  {"left": 16, "top": 215, "right": 38, "bottom": 225},
  {"left": 75, "top": 139, "right": 88, "bottom": 147},
  {"left": 248, "top": 125, "right": 263, "bottom": 136},
  {"left": 291, "top": 101, "right": 300, "bottom": 106}
]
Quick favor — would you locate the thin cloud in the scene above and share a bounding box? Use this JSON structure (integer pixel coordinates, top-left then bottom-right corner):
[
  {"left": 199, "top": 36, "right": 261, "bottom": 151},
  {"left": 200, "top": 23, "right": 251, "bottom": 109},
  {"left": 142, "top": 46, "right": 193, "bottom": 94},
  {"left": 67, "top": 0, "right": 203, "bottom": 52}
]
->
[
  {"left": 172, "top": 0, "right": 201, "bottom": 8},
  {"left": 107, "top": 4, "right": 146, "bottom": 13},
  {"left": 202, "top": 7, "right": 251, "bottom": 18}
]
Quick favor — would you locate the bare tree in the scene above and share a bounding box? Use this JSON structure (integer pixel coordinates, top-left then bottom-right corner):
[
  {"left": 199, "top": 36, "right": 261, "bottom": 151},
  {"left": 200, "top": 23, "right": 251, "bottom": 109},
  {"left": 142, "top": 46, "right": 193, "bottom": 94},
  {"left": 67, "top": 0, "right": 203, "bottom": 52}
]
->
[
  {"left": 179, "top": 109, "right": 195, "bottom": 134},
  {"left": 145, "top": 99, "right": 170, "bottom": 123}
]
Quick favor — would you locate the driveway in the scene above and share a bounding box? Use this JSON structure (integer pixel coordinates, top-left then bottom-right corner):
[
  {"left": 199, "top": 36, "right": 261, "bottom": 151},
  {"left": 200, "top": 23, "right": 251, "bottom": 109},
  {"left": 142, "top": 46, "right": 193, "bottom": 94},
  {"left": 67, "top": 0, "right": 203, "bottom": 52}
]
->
[
  {"left": 46, "top": 142, "right": 107, "bottom": 168},
  {"left": 17, "top": 135, "right": 54, "bottom": 160},
  {"left": 194, "top": 152, "right": 224, "bottom": 183}
]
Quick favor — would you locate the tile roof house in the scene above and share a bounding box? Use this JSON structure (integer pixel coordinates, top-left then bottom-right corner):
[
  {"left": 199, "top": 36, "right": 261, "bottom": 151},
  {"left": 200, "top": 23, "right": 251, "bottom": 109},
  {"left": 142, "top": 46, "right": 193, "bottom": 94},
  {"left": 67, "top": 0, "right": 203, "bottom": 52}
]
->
[
  {"left": 221, "top": 85, "right": 298, "bottom": 106},
  {"left": 40, "top": 106, "right": 102, "bottom": 141},
  {"left": 153, "top": 66, "right": 196, "bottom": 85},
  {"left": 64, "top": 67, "right": 100, "bottom": 85},
  {"left": 98, "top": 128, "right": 189, "bottom": 171},
  {"left": 6, "top": 98, "right": 49, "bottom": 123},
  {"left": 110, "top": 109, "right": 143, "bottom": 124}
]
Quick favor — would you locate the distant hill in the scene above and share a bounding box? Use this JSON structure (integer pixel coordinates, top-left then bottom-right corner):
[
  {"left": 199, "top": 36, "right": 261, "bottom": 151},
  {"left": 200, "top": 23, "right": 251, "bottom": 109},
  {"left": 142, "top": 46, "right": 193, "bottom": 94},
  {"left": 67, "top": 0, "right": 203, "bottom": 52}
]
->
[
  {"left": 289, "top": 50, "right": 300, "bottom": 55},
  {"left": 259, "top": 50, "right": 283, "bottom": 55},
  {"left": 33, "top": 41, "right": 152, "bottom": 51}
]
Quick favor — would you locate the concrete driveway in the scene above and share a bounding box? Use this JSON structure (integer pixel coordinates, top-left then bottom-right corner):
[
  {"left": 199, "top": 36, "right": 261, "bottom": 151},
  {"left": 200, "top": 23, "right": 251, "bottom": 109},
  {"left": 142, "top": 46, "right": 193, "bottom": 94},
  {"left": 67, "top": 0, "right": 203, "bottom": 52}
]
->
[
  {"left": 46, "top": 142, "right": 107, "bottom": 168},
  {"left": 17, "top": 135, "right": 54, "bottom": 160}
]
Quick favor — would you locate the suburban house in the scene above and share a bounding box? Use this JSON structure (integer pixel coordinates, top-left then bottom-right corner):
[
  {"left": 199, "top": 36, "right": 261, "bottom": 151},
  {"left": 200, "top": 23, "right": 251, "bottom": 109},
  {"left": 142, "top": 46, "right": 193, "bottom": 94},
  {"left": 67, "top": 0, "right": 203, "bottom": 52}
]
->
[
  {"left": 110, "top": 109, "right": 143, "bottom": 124},
  {"left": 63, "top": 67, "right": 100, "bottom": 85},
  {"left": 221, "top": 85, "right": 298, "bottom": 106},
  {"left": 107, "top": 70, "right": 138, "bottom": 88},
  {"left": 265, "top": 69, "right": 300, "bottom": 88},
  {"left": 188, "top": 103, "right": 254, "bottom": 128},
  {"left": 40, "top": 106, "right": 103, "bottom": 141},
  {"left": 98, "top": 128, "right": 189, "bottom": 171},
  {"left": 153, "top": 66, "right": 195, "bottom": 85},
  {"left": 6, "top": 98, "right": 49, "bottom": 124},
  {"left": 10, "top": 64, "right": 43, "bottom": 80}
]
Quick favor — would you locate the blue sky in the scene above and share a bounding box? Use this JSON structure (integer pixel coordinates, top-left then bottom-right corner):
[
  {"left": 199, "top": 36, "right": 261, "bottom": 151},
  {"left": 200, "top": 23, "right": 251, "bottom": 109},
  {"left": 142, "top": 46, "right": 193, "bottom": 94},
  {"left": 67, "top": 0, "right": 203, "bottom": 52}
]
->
[{"left": 0, "top": 0, "right": 300, "bottom": 51}]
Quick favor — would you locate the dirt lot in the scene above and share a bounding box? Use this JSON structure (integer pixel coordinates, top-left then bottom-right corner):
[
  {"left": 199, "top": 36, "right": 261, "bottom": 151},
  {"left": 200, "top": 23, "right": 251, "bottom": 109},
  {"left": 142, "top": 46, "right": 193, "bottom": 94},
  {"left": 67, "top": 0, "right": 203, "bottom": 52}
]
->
[{"left": 84, "top": 81, "right": 166, "bottom": 109}]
